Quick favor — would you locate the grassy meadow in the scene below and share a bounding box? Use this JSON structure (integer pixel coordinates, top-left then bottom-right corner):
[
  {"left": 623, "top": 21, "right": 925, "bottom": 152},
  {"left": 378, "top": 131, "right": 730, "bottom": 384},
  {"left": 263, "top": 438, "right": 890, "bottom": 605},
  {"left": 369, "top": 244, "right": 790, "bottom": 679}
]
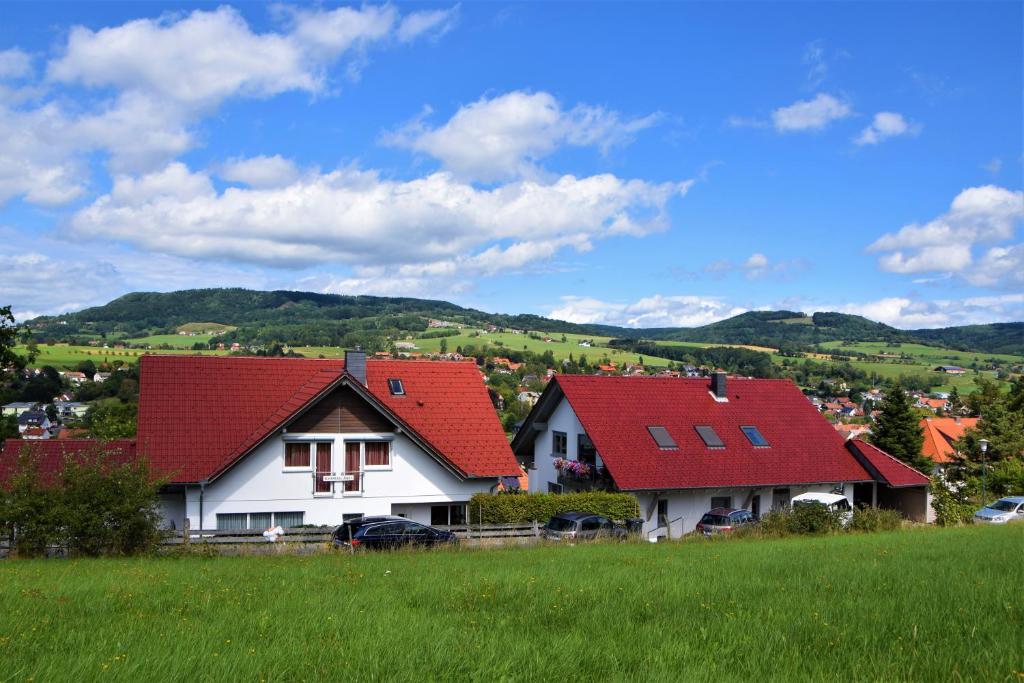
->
[
  {"left": 410, "top": 329, "right": 674, "bottom": 365},
  {"left": 0, "top": 525, "right": 1020, "bottom": 681},
  {"left": 15, "top": 343, "right": 230, "bottom": 369}
]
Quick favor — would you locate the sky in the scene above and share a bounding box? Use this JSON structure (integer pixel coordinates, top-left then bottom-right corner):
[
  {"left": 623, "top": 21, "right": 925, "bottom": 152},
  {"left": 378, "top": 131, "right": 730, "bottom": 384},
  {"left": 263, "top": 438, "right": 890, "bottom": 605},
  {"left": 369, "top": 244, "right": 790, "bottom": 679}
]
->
[{"left": 0, "top": 1, "right": 1021, "bottom": 329}]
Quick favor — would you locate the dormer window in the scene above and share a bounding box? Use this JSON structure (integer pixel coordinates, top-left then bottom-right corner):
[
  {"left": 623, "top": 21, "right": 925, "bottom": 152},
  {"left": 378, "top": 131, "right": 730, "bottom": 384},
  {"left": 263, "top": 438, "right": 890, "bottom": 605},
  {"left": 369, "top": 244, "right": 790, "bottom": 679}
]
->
[
  {"left": 695, "top": 425, "right": 725, "bottom": 449},
  {"left": 647, "top": 426, "right": 677, "bottom": 450},
  {"left": 740, "top": 426, "right": 769, "bottom": 447},
  {"left": 387, "top": 378, "right": 405, "bottom": 396}
]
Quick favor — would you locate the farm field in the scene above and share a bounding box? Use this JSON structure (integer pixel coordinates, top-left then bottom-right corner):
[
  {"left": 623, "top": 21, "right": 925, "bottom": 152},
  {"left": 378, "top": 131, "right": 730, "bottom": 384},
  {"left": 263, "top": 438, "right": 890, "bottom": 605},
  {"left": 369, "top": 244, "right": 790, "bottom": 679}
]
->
[
  {"left": 818, "top": 340, "right": 1024, "bottom": 366},
  {"left": 124, "top": 334, "right": 215, "bottom": 348},
  {"left": 15, "top": 343, "right": 229, "bottom": 369},
  {"left": 410, "top": 329, "right": 675, "bottom": 366},
  {"left": 0, "top": 525, "right": 1020, "bottom": 681}
]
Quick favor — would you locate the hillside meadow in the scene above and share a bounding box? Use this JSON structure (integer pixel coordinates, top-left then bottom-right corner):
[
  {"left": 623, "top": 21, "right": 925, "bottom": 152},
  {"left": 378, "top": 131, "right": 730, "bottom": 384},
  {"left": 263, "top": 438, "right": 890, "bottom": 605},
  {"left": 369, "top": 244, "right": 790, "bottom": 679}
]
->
[{"left": 0, "top": 525, "right": 1020, "bottom": 681}]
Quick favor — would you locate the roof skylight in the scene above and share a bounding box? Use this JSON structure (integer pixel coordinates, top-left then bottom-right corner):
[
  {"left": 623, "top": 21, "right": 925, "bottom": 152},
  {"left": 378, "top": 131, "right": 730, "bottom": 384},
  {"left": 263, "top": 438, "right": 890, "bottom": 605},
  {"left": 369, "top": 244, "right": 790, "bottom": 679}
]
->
[
  {"left": 695, "top": 425, "right": 725, "bottom": 449},
  {"left": 387, "top": 378, "right": 405, "bottom": 396},
  {"left": 647, "top": 426, "right": 677, "bottom": 449},
  {"left": 741, "top": 426, "right": 769, "bottom": 447}
]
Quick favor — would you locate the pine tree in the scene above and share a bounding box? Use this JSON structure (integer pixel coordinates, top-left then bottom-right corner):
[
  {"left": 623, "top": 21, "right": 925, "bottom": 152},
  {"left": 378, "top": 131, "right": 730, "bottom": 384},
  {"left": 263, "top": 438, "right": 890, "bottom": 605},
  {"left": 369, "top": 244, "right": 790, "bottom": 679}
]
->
[{"left": 870, "top": 385, "right": 927, "bottom": 470}]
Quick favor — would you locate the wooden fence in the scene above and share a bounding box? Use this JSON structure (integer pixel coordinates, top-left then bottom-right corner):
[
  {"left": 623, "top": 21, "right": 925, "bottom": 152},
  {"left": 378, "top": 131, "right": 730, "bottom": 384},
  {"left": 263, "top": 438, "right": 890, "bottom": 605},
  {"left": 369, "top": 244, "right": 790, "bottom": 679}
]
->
[{"left": 161, "top": 521, "right": 543, "bottom": 546}]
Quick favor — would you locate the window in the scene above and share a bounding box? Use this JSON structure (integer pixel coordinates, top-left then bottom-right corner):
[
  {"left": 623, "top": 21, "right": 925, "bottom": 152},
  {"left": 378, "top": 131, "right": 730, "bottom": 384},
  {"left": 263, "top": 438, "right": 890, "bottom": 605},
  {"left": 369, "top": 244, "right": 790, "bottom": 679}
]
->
[
  {"left": 314, "top": 442, "right": 333, "bottom": 495},
  {"left": 216, "top": 511, "right": 304, "bottom": 530},
  {"left": 751, "top": 495, "right": 761, "bottom": 518},
  {"left": 657, "top": 499, "right": 668, "bottom": 526},
  {"left": 387, "top": 378, "right": 405, "bottom": 396},
  {"left": 284, "top": 442, "right": 311, "bottom": 468},
  {"left": 578, "top": 434, "right": 597, "bottom": 465},
  {"left": 581, "top": 518, "right": 600, "bottom": 531},
  {"left": 834, "top": 498, "right": 851, "bottom": 512},
  {"left": 344, "top": 442, "right": 361, "bottom": 493},
  {"left": 365, "top": 441, "right": 390, "bottom": 468},
  {"left": 548, "top": 482, "right": 563, "bottom": 494},
  {"left": 710, "top": 496, "right": 732, "bottom": 510},
  {"left": 431, "top": 504, "right": 466, "bottom": 526},
  {"left": 552, "top": 431, "right": 567, "bottom": 455},
  {"left": 695, "top": 425, "right": 725, "bottom": 448},
  {"left": 740, "top": 426, "right": 769, "bottom": 447},
  {"left": 342, "top": 513, "right": 363, "bottom": 521},
  {"left": 647, "top": 426, "right": 677, "bottom": 449}
]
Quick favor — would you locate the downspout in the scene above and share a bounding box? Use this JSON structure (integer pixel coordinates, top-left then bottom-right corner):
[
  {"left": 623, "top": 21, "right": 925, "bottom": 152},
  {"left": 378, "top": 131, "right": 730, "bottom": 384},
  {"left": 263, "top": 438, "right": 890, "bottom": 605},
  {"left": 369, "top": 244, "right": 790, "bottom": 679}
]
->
[{"left": 198, "top": 480, "right": 209, "bottom": 532}]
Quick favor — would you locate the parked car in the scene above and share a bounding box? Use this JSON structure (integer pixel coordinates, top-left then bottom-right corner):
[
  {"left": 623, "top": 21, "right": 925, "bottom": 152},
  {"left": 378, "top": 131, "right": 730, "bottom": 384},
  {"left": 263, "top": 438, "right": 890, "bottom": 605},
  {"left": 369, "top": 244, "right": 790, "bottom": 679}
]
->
[
  {"left": 695, "top": 508, "right": 757, "bottom": 536},
  {"left": 543, "top": 512, "right": 623, "bottom": 541},
  {"left": 973, "top": 496, "right": 1024, "bottom": 524},
  {"left": 331, "top": 516, "right": 457, "bottom": 550},
  {"left": 791, "top": 492, "right": 854, "bottom": 526}
]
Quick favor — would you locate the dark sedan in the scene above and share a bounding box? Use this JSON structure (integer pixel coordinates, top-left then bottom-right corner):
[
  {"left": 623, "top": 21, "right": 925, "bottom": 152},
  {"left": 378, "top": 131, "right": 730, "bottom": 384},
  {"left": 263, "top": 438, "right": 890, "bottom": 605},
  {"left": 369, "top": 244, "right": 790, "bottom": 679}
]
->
[
  {"left": 543, "top": 512, "right": 624, "bottom": 541},
  {"left": 331, "top": 516, "right": 457, "bottom": 550}
]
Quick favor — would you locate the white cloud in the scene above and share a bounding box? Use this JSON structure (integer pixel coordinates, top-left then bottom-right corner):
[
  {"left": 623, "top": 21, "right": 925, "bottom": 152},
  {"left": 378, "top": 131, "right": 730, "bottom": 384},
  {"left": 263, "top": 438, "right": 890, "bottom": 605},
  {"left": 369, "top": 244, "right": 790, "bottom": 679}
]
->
[
  {"left": 703, "top": 252, "right": 808, "bottom": 281},
  {"left": 397, "top": 6, "right": 459, "bottom": 43},
  {"left": 0, "top": 5, "right": 455, "bottom": 208},
  {"left": 982, "top": 158, "right": 1002, "bottom": 176},
  {"left": 964, "top": 244, "right": 1024, "bottom": 288},
  {"left": 772, "top": 93, "right": 851, "bottom": 132},
  {"left": 830, "top": 294, "right": 1024, "bottom": 329},
  {"left": 803, "top": 40, "right": 828, "bottom": 88},
  {"left": 868, "top": 185, "right": 1024, "bottom": 283},
  {"left": 0, "top": 48, "right": 32, "bottom": 80},
  {"left": 219, "top": 155, "right": 301, "bottom": 188},
  {"left": 384, "top": 90, "right": 662, "bottom": 181},
  {"left": 855, "top": 111, "right": 918, "bottom": 146},
  {"left": 69, "top": 162, "right": 692, "bottom": 271},
  {"left": 549, "top": 295, "right": 747, "bottom": 328}
]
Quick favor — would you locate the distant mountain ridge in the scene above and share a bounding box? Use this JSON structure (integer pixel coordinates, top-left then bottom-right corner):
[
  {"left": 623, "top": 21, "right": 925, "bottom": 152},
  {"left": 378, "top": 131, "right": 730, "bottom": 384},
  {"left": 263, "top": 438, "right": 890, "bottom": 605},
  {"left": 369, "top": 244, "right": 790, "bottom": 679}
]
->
[{"left": 24, "top": 288, "right": 1024, "bottom": 355}]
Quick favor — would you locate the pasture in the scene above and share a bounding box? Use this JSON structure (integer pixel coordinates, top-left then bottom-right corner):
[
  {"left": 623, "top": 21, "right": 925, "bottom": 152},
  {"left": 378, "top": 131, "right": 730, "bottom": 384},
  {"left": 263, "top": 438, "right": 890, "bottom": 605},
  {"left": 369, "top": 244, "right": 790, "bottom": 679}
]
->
[
  {"left": 410, "top": 329, "right": 674, "bottom": 365},
  {"left": 16, "top": 344, "right": 228, "bottom": 369},
  {"left": 0, "top": 525, "right": 1020, "bottom": 681}
]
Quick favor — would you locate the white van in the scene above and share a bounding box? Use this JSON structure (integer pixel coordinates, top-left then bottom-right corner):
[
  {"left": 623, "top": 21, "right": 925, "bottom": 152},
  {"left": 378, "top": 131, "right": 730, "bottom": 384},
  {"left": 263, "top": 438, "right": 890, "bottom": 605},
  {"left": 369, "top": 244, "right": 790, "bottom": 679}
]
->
[{"left": 791, "top": 492, "right": 853, "bottom": 526}]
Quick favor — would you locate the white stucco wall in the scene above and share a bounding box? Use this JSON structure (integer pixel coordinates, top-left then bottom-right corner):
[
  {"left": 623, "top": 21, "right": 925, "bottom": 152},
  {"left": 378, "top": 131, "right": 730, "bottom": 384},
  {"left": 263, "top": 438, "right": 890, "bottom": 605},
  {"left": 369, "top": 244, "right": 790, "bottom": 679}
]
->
[
  {"left": 182, "top": 430, "right": 498, "bottom": 530},
  {"left": 528, "top": 397, "right": 603, "bottom": 493}
]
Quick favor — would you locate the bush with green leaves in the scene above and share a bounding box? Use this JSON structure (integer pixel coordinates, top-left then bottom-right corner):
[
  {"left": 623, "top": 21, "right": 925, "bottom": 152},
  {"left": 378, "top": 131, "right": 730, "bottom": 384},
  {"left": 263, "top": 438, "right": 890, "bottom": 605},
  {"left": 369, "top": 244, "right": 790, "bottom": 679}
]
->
[
  {"left": 847, "top": 507, "right": 903, "bottom": 533},
  {"left": 930, "top": 476, "right": 976, "bottom": 527},
  {"left": 468, "top": 492, "right": 640, "bottom": 524},
  {"left": 0, "top": 444, "right": 165, "bottom": 557}
]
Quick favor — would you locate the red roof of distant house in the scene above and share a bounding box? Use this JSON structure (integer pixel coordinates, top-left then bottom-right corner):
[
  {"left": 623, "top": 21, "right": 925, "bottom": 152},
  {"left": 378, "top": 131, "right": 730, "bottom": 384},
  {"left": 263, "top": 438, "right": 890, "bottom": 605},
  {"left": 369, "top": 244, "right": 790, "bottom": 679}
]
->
[
  {"left": 846, "top": 439, "right": 930, "bottom": 488},
  {"left": 136, "top": 355, "right": 518, "bottom": 483},
  {"left": 526, "top": 376, "right": 873, "bottom": 490},
  {"left": 920, "top": 417, "right": 979, "bottom": 463},
  {"left": 0, "top": 439, "right": 136, "bottom": 488}
]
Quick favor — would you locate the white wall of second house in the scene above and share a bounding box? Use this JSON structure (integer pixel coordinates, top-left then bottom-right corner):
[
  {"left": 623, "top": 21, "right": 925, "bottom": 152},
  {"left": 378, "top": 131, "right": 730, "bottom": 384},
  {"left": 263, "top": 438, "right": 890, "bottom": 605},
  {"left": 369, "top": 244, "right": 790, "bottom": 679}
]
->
[
  {"left": 183, "top": 431, "right": 496, "bottom": 530},
  {"left": 529, "top": 397, "right": 604, "bottom": 493},
  {"left": 635, "top": 483, "right": 856, "bottom": 539}
]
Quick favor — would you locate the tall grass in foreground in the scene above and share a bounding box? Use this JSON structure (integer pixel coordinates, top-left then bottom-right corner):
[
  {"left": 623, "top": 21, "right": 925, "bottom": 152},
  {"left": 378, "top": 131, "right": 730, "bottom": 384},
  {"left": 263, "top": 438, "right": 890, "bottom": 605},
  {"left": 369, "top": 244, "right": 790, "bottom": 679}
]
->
[{"left": 0, "top": 525, "right": 1021, "bottom": 681}]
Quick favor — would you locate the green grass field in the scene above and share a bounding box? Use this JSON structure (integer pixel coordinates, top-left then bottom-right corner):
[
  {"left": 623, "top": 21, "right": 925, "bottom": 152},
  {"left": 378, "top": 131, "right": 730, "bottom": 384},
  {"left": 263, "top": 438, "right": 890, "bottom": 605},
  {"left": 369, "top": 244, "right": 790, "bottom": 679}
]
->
[
  {"left": 410, "top": 329, "right": 676, "bottom": 366},
  {"left": 0, "top": 525, "right": 1020, "bottom": 681},
  {"left": 17, "top": 343, "right": 229, "bottom": 369},
  {"left": 124, "top": 334, "right": 215, "bottom": 348}
]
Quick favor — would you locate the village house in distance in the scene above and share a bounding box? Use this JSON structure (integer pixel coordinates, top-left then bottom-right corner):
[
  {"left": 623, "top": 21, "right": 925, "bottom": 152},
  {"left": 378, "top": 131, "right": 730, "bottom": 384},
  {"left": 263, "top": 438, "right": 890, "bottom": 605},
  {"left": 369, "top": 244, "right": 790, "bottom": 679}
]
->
[{"left": 512, "top": 372, "right": 930, "bottom": 538}]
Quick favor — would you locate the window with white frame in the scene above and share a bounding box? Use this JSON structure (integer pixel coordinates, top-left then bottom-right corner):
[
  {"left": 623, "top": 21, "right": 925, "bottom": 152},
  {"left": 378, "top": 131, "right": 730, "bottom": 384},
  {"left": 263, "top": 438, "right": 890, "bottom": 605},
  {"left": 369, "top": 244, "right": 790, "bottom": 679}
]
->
[
  {"left": 431, "top": 504, "right": 466, "bottom": 526},
  {"left": 284, "top": 442, "right": 311, "bottom": 469},
  {"left": 216, "top": 511, "right": 304, "bottom": 530}
]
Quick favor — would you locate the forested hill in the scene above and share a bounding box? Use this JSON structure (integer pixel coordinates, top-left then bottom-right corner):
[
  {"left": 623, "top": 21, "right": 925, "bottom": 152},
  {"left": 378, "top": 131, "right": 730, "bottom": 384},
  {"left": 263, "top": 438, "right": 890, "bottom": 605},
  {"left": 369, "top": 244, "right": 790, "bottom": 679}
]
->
[{"left": 23, "top": 289, "right": 1024, "bottom": 355}]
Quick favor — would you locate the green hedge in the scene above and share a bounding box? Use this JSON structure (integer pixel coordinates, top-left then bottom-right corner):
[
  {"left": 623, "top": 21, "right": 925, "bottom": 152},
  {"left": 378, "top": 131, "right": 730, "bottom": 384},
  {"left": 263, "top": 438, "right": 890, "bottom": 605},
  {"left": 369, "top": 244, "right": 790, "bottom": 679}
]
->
[{"left": 467, "top": 492, "right": 640, "bottom": 525}]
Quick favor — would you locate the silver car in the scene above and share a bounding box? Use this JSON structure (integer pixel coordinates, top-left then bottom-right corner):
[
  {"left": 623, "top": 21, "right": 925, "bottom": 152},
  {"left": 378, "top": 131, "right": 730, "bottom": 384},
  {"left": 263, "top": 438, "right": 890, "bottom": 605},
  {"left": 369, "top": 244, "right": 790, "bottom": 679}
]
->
[{"left": 973, "top": 496, "right": 1024, "bottom": 524}]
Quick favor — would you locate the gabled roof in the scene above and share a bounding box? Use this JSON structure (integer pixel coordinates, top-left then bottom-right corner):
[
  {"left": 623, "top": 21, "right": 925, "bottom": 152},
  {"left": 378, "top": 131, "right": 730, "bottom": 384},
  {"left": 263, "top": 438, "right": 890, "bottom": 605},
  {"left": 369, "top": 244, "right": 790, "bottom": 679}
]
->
[
  {"left": 137, "top": 356, "right": 518, "bottom": 483},
  {"left": 846, "top": 439, "right": 930, "bottom": 488},
  {"left": 0, "top": 439, "right": 137, "bottom": 488},
  {"left": 919, "top": 417, "right": 979, "bottom": 463},
  {"left": 514, "top": 375, "right": 873, "bottom": 490}
]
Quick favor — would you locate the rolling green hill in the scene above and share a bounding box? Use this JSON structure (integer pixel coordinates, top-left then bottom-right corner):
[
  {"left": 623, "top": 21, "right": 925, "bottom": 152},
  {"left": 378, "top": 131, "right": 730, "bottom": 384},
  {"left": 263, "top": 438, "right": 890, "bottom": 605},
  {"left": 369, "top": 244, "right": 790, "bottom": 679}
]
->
[{"left": 22, "top": 289, "right": 1024, "bottom": 355}]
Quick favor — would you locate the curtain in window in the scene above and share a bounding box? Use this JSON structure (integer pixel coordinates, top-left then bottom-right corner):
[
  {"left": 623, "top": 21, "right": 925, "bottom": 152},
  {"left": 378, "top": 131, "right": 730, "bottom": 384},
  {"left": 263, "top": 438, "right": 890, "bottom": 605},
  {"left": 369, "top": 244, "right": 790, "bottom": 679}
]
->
[
  {"left": 274, "top": 512, "right": 304, "bottom": 528},
  {"left": 365, "top": 441, "right": 390, "bottom": 466},
  {"left": 315, "top": 442, "right": 332, "bottom": 493},
  {"left": 285, "top": 442, "right": 310, "bottom": 468},
  {"left": 249, "top": 512, "right": 272, "bottom": 530},
  {"left": 344, "top": 442, "right": 361, "bottom": 492},
  {"left": 216, "top": 513, "right": 247, "bottom": 531}
]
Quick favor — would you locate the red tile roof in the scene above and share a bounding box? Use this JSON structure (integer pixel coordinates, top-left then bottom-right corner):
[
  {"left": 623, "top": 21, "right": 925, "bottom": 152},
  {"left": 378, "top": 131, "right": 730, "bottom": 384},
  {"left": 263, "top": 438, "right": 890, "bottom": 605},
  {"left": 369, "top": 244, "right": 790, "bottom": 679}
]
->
[
  {"left": 846, "top": 439, "right": 930, "bottom": 488},
  {"left": 0, "top": 439, "right": 136, "bottom": 488},
  {"left": 920, "top": 417, "right": 979, "bottom": 463},
  {"left": 550, "top": 375, "right": 873, "bottom": 490},
  {"left": 137, "top": 355, "right": 518, "bottom": 483}
]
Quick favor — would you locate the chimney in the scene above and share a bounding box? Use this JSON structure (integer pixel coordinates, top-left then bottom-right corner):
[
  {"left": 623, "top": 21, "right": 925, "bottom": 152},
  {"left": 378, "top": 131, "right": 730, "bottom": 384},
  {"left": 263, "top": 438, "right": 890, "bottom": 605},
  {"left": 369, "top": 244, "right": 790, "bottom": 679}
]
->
[
  {"left": 345, "top": 350, "right": 367, "bottom": 386},
  {"left": 710, "top": 370, "right": 727, "bottom": 399}
]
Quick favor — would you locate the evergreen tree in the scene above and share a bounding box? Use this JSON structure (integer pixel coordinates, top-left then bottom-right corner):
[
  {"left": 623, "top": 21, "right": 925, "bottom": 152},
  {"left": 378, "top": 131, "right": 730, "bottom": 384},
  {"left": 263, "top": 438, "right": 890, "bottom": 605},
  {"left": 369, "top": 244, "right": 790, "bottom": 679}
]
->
[{"left": 870, "top": 385, "right": 927, "bottom": 470}]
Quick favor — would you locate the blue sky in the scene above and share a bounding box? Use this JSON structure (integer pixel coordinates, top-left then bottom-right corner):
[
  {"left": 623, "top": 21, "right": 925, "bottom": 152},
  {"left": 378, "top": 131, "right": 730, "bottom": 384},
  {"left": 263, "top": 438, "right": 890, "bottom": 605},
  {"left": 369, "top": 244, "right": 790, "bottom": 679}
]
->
[{"left": 0, "top": 2, "right": 1021, "bottom": 329}]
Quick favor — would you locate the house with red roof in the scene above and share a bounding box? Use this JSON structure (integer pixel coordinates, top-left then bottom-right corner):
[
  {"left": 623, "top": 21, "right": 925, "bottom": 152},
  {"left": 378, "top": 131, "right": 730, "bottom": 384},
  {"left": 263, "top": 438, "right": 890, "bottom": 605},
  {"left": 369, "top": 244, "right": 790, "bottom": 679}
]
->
[
  {"left": 919, "top": 416, "right": 979, "bottom": 466},
  {"left": 511, "top": 372, "right": 931, "bottom": 538},
  {"left": 1, "top": 352, "right": 520, "bottom": 532}
]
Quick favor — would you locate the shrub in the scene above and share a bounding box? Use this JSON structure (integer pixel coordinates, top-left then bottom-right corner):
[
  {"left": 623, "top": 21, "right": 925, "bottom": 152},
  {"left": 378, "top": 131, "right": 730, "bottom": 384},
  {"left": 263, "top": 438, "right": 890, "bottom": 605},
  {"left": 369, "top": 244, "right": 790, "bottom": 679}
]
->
[
  {"left": 0, "top": 450, "right": 61, "bottom": 557},
  {"left": 847, "top": 507, "right": 903, "bottom": 533},
  {"left": 931, "top": 476, "right": 975, "bottom": 527},
  {"left": 468, "top": 492, "right": 640, "bottom": 525},
  {"left": 785, "top": 503, "right": 844, "bottom": 534}
]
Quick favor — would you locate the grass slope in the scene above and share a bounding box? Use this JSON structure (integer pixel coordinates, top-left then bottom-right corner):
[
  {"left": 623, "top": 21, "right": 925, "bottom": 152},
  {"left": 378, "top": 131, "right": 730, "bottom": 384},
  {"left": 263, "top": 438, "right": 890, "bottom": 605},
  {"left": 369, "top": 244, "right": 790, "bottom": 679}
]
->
[{"left": 0, "top": 526, "right": 1020, "bottom": 681}]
